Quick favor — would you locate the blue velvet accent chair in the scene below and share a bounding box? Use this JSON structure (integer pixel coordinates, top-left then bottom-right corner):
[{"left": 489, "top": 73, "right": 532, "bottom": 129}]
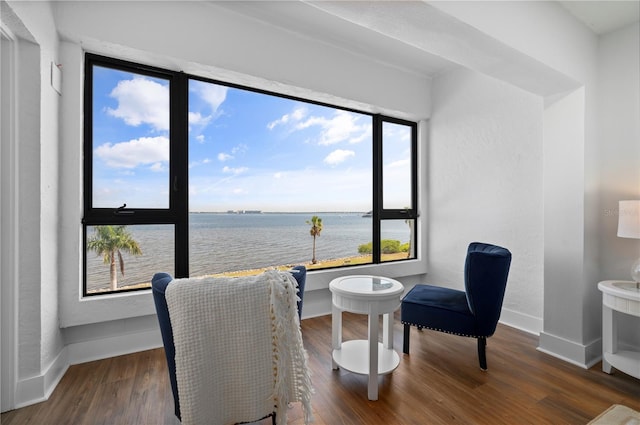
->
[
  {"left": 151, "top": 265, "right": 307, "bottom": 422},
  {"left": 401, "top": 242, "right": 511, "bottom": 370}
]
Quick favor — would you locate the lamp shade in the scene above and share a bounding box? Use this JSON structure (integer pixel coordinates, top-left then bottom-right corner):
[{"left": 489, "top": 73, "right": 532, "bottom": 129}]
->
[{"left": 618, "top": 200, "right": 640, "bottom": 239}]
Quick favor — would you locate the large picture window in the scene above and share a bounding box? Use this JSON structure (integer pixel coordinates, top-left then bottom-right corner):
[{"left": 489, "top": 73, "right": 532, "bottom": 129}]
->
[{"left": 83, "top": 54, "right": 418, "bottom": 296}]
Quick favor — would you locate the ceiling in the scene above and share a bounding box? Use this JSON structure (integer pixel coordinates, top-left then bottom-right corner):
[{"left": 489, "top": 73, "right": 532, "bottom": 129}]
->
[
  {"left": 559, "top": 1, "right": 640, "bottom": 34},
  {"left": 212, "top": 1, "right": 640, "bottom": 80},
  {"left": 208, "top": 0, "right": 634, "bottom": 97}
]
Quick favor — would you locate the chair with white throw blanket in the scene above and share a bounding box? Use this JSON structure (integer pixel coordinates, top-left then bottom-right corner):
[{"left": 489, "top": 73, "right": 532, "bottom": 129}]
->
[{"left": 152, "top": 268, "right": 312, "bottom": 425}]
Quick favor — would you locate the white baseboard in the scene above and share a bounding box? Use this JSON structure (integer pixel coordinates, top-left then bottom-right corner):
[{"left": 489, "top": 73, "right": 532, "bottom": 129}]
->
[
  {"left": 14, "top": 329, "right": 163, "bottom": 409},
  {"left": 66, "top": 328, "right": 163, "bottom": 366},
  {"left": 538, "top": 331, "right": 602, "bottom": 369},
  {"left": 499, "top": 307, "right": 542, "bottom": 335},
  {"left": 15, "top": 348, "right": 68, "bottom": 409}
]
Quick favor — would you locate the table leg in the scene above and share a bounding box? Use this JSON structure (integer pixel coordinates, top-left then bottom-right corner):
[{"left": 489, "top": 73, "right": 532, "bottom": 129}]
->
[
  {"left": 332, "top": 303, "right": 342, "bottom": 370},
  {"left": 368, "top": 312, "right": 379, "bottom": 401},
  {"left": 602, "top": 303, "right": 616, "bottom": 374},
  {"left": 382, "top": 313, "right": 393, "bottom": 349}
]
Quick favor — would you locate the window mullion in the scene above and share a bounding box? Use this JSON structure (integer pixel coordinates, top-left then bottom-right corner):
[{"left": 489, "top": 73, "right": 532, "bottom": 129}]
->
[
  {"left": 173, "top": 73, "right": 189, "bottom": 278},
  {"left": 372, "top": 114, "right": 382, "bottom": 264}
]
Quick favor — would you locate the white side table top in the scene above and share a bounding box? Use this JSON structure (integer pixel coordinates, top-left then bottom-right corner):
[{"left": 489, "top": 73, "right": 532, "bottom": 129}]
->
[
  {"left": 598, "top": 280, "right": 640, "bottom": 301},
  {"left": 329, "top": 275, "right": 404, "bottom": 298},
  {"left": 598, "top": 280, "right": 640, "bottom": 317}
]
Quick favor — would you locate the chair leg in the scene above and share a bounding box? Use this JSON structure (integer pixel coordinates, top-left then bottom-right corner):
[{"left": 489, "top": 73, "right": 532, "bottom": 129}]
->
[
  {"left": 403, "top": 324, "right": 410, "bottom": 354},
  {"left": 477, "top": 337, "right": 487, "bottom": 370}
]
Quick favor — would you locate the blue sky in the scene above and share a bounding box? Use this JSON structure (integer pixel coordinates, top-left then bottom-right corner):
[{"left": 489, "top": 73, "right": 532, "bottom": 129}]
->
[{"left": 92, "top": 67, "right": 410, "bottom": 212}]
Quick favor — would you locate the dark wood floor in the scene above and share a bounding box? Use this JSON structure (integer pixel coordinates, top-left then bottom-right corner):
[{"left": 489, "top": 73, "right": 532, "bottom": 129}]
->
[{"left": 3, "top": 312, "right": 639, "bottom": 424}]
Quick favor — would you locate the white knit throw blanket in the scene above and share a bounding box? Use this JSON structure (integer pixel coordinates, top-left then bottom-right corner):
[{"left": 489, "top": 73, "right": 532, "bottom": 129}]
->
[{"left": 165, "top": 270, "right": 313, "bottom": 425}]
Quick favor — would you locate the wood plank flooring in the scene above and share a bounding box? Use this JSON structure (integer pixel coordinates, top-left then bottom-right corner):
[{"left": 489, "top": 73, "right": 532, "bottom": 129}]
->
[{"left": 2, "top": 312, "right": 639, "bottom": 424}]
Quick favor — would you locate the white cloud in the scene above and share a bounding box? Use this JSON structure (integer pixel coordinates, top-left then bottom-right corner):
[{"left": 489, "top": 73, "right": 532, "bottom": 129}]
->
[
  {"left": 218, "top": 152, "right": 232, "bottom": 161},
  {"left": 189, "top": 112, "right": 212, "bottom": 127},
  {"left": 106, "top": 77, "right": 170, "bottom": 131},
  {"left": 348, "top": 125, "right": 372, "bottom": 144},
  {"left": 267, "top": 107, "right": 369, "bottom": 146},
  {"left": 324, "top": 112, "right": 367, "bottom": 145},
  {"left": 95, "top": 136, "right": 169, "bottom": 169},
  {"left": 222, "top": 166, "right": 249, "bottom": 175},
  {"left": 232, "top": 144, "right": 248, "bottom": 155},
  {"left": 383, "top": 123, "right": 411, "bottom": 142},
  {"left": 187, "top": 82, "right": 228, "bottom": 136},
  {"left": 218, "top": 144, "right": 248, "bottom": 162},
  {"left": 149, "top": 162, "right": 166, "bottom": 172},
  {"left": 324, "top": 149, "right": 355, "bottom": 166},
  {"left": 267, "top": 107, "right": 307, "bottom": 130},
  {"left": 191, "top": 80, "right": 228, "bottom": 113},
  {"left": 189, "top": 158, "right": 212, "bottom": 169}
]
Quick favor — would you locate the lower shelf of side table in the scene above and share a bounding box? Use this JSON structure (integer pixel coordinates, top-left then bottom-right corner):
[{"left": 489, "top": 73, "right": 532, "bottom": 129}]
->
[
  {"left": 332, "top": 340, "right": 400, "bottom": 375},
  {"left": 604, "top": 350, "right": 640, "bottom": 379}
]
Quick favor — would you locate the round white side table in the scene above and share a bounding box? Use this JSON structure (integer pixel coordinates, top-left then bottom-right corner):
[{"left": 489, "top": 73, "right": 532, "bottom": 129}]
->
[
  {"left": 597, "top": 280, "right": 640, "bottom": 379},
  {"left": 329, "top": 275, "right": 404, "bottom": 401}
]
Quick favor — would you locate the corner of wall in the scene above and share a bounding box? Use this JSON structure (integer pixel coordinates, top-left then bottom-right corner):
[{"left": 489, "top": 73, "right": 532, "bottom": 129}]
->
[
  {"left": 14, "top": 347, "right": 68, "bottom": 409},
  {"left": 538, "top": 331, "right": 601, "bottom": 369}
]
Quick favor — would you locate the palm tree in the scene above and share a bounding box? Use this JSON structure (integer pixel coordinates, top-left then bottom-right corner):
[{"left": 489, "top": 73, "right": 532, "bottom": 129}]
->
[
  {"left": 87, "top": 225, "right": 142, "bottom": 291},
  {"left": 306, "top": 216, "right": 323, "bottom": 264}
]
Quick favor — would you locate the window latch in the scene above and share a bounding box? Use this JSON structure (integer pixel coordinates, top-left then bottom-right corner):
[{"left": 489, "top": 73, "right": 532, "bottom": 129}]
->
[{"left": 114, "top": 203, "right": 134, "bottom": 215}]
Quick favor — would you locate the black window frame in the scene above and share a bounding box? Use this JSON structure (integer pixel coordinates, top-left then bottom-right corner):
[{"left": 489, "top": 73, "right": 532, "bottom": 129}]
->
[
  {"left": 372, "top": 115, "right": 419, "bottom": 263},
  {"left": 82, "top": 53, "right": 418, "bottom": 296}
]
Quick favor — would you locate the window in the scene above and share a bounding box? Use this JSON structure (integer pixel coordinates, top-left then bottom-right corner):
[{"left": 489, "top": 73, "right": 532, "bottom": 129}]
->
[{"left": 83, "top": 54, "right": 417, "bottom": 296}]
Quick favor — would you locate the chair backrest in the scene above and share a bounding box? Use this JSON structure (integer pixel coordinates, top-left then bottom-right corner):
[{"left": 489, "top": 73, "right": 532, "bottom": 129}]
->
[
  {"left": 151, "top": 266, "right": 307, "bottom": 420},
  {"left": 464, "top": 242, "right": 512, "bottom": 336},
  {"left": 290, "top": 265, "right": 307, "bottom": 320},
  {"left": 151, "top": 272, "right": 181, "bottom": 419}
]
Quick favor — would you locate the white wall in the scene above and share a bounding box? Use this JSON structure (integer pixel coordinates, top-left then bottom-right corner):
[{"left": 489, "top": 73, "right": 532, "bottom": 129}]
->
[
  {"left": 429, "top": 68, "right": 544, "bottom": 332},
  {"left": 430, "top": 0, "right": 623, "bottom": 368},
  {"left": 597, "top": 22, "right": 640, "bottom": 280},
  {"left": 540, "top": 87, "right": 591, "bottom": 363},
  {"left": 2, "top": 0, "right": 66, "bottom": 410},
  {"left": 596, "top": 23, "right": 640, "bottom": 346}
]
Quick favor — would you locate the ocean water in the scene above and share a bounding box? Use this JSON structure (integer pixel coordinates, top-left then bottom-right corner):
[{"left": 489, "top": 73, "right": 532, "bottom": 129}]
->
[{"left": 86, "top": 212, "right": 411, "bottom": 292}]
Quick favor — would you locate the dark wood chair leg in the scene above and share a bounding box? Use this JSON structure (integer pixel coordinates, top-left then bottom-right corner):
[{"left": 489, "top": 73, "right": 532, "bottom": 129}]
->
[
  {"left": 403, "top": 324, "right": 410, "bottom": 354},
  {"left": 477, "top": 337, "right": 487, "bottom": 370}
]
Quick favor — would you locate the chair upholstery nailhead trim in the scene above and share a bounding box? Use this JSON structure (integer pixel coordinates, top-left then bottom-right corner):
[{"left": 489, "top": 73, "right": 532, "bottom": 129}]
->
[{"left": 401, "top": 321, "right": 490, "bottom": 339}]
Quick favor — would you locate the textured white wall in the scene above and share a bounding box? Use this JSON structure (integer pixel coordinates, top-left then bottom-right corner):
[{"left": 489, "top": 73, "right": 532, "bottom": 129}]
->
[
  {"left": 432, "top": 0, "right": 624, "bottom": 367},
  {"left": 429, "top": 68, "right": 544, "bottom": 330},
  {"left": 3, "top": 0, "right": 65, "bottom": 408},
  {"left": 15, "top": 38, "right": 42, "bottom": 380}
]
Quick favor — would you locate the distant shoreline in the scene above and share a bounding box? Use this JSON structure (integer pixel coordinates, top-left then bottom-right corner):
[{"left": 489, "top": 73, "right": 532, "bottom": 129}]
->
[{"left": 87, "top": 252, "right": 408, "bottom": 295}]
